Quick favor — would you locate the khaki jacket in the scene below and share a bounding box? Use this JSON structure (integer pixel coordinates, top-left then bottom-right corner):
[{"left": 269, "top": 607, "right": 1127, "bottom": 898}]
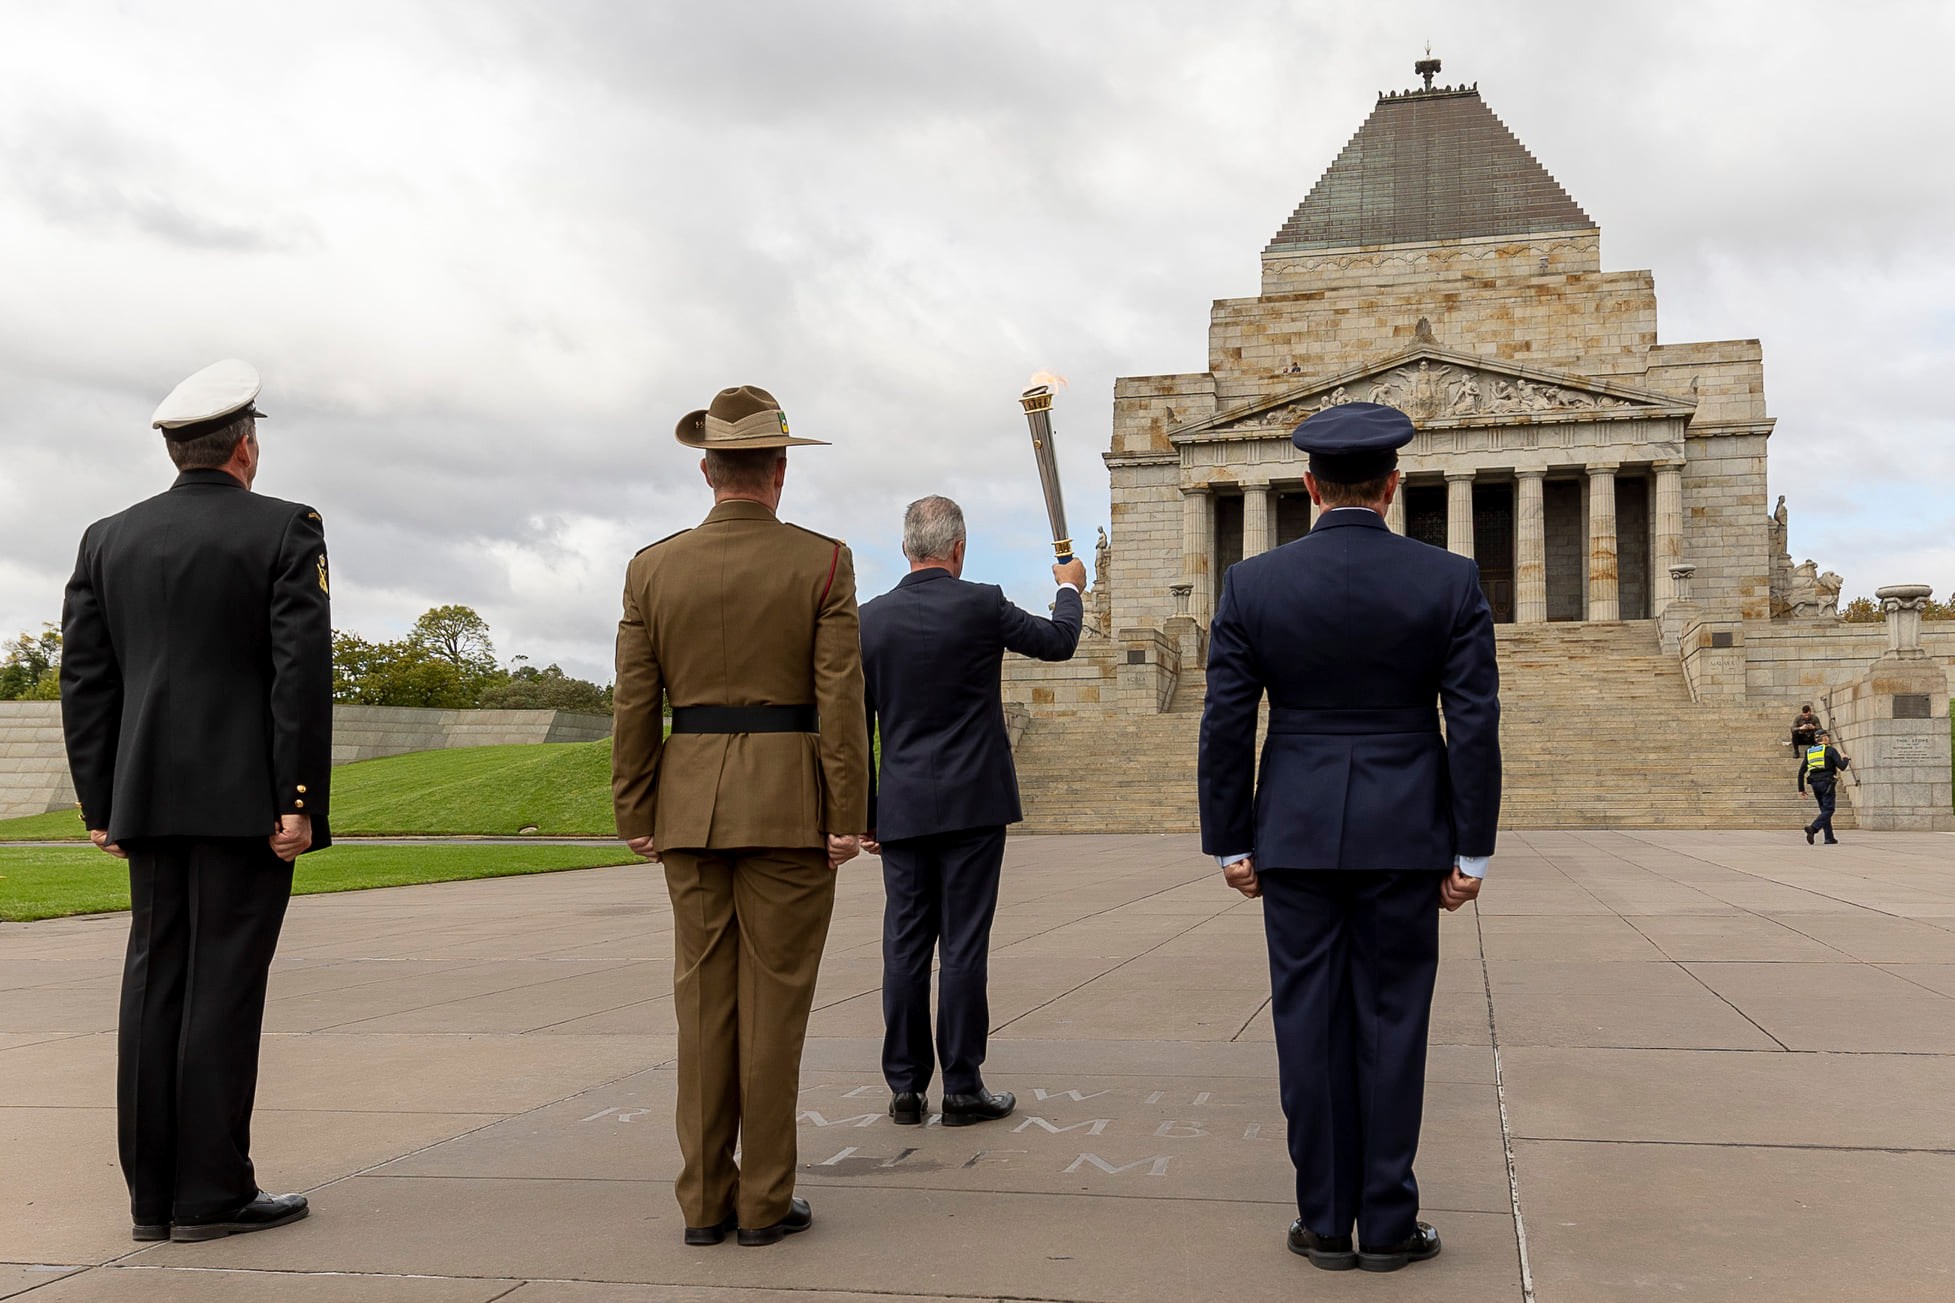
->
[{"left": 612, "top": 499, "right": 870, "bottom": 850}]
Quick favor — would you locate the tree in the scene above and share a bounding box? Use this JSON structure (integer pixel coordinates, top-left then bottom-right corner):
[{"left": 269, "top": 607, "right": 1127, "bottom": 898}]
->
[
  {"left": 477, "top": 662, "right": 612, "bottom": 713},
  {"left": 0, "top": 624, "right": 61, "bottom": 700},
  {"left": 1840, "top": 595, "right": 1953, "bottom": 623},
  {"left": 332, "top": 629, "right": 476, "bottom": 708},
  {"left": 410, "top": 605, "right": 498, "bottom": 676}
]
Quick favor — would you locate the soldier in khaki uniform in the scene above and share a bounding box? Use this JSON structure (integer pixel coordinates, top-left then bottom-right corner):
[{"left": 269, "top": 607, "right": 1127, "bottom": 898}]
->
[{"left": 612, "top": 385, "right": 871, "bottom": 1248}]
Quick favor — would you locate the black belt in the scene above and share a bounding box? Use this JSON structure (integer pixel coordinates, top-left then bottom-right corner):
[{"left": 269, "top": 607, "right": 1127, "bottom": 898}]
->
[
  {"left": 1267, "top": 706, "right": 1440, "bottom": 736},
  {"left": 669, "top": 704, "right": 819, "bottom": 735}
]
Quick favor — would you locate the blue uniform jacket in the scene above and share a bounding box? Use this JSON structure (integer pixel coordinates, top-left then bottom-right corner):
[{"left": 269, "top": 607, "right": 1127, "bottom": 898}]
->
[
  {"left": 862, "top": 569, "right": 1082, "bottom": 843},
  {"left": 1198, "top": 508, "right": 1500, "bottom": 870}
]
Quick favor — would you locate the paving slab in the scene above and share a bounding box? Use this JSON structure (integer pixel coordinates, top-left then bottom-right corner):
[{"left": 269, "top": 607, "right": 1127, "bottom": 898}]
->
[{"left": 4, "top": 829, "right": 1952, "bottom": 1299}]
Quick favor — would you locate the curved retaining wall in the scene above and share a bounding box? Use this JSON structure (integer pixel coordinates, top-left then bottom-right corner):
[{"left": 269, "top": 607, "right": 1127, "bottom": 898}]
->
[{"left": 0, "top": 703, "right": 612, "bottom": 819}]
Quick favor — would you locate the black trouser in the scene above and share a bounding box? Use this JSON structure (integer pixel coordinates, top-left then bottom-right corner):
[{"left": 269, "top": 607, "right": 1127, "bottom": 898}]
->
[
  {"left": 1806, "top": 778, "right": 1839, "bottom": 842},
  {"left": 879, "top": 825, "right": 1007, "bottom": 1096},
  {"left": 119, "top": 837, "right": 294, "bottom": 1223},
  {"left": 1259, "top": 868, "right": 1444, "bottom": 1248}
]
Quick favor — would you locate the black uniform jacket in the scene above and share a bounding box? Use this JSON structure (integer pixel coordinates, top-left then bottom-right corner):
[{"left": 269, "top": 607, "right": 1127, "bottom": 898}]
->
[
  {"left": 61, "top": 470, "right": 334, "bottom": 849},
  {"left": 861, "top": 569, "right": 1081, "bottom": 843},
  {"left": 1799, "top": 745, "right": 1849, "bottom": 790},
  {"left": 1198, "top": 508, "right": 1501, "bottom": 871}
]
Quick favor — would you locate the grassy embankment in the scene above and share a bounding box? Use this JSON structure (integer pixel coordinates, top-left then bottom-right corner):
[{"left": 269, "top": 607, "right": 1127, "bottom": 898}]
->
[{"left": 0, "top": 740, "right": 632, "bottom": 921}]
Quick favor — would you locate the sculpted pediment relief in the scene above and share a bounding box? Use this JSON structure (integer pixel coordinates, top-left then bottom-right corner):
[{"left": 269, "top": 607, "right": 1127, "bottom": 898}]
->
[{"left": 1188, "top": 348, "right": 1694, "bottom": 438}]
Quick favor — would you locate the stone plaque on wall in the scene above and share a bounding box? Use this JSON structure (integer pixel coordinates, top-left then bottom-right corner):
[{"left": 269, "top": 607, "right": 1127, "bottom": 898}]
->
[
  {"left": 1887, "top": 735, "right": 1934, "bottom": 762},
  {"left": 1893, "top": 694, "right": 1931, "bottom": 720}
]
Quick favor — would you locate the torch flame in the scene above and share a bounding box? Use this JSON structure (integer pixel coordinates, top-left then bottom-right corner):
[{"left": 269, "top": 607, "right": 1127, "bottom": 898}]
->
[{"left": 1026, "top": 370, "right": 1069, "bottom": 391}]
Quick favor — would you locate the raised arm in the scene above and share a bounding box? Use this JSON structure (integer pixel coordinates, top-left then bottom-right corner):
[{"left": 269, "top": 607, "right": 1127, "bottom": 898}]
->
[{"left": 998, "top": 584, "right": 1082, "bottom": 662}]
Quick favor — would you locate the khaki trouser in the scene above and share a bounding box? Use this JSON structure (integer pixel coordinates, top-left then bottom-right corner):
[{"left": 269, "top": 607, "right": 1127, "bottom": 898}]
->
[{"left": 662, "top": 847, "right": 835, "bottom": 1229}]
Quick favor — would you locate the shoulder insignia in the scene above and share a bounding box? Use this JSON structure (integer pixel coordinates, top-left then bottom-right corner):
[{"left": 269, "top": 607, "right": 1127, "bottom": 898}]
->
[
  {"left": 306, "top": 511, "right": 321, "bottom": 522},
  {"left": 783, "top": 521, "right": 841, "bottom": 546},
  {"left": 633, "top": 528, "right": 689, "bottom": 558},
  {"left": 316, "top": 553, "right": 330, "bottom": 595}
]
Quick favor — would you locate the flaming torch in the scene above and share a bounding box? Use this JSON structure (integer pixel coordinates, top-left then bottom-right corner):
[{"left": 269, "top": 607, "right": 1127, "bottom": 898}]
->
[{"left": 1018, "top": 374, "right": 1073, "bottom": 563}]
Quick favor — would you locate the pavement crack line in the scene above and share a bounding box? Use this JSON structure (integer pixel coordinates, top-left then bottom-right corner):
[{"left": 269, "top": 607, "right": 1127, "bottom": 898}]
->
[{"left": 1475, "top": 900, "right": 1537, "bottom": 1303}]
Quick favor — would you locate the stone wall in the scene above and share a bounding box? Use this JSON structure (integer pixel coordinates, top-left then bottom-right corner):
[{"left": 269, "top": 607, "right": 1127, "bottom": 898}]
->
[
  {"left": 1742, "top": 622, "right": 1955, "bottom": 706},
  {"left": 0, "top": 704, "right": 612, "bottom": 820},
  {"left": 1681, "top": 428, "right": 1772, "bottom": 621}
]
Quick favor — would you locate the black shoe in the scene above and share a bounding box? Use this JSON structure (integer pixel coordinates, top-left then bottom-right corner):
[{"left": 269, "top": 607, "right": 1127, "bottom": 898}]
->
[
  {"left": 1359, "top": 1222, "right": 1441, "bottom": 1273},
  {"left": 1286, "top": 1220, "right": 1357, "bottom": 1271},
  {"left": 941, "top": 1088, "right": 1015, "bottom": 1127},
  {"left": 171, "top": 1192, "right": 309, "bottom": 1242},
  {"left": 889, "top": 1091, "right": 925, "bottom": 1126},
  {"left": 1824, "top": 837, "right": 1839, "bottom": 845},
  {"left": 683, "top": 1211, "right": 737, "bottom": 1246},
  {"left": 737, "top": 1196, "right": 812, "bottom": 1247},
  {"left": 1805, "top": 826, "right": 1816, "bottom": 845},
  {"left": 132, "top": 1222, "right": 170, "bottom": 1242}
]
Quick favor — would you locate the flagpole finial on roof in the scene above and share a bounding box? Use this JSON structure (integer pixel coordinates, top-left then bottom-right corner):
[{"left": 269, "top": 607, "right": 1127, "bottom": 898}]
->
[{"left": 1415, "top": 51, "right": 1441, "bottom": 93}]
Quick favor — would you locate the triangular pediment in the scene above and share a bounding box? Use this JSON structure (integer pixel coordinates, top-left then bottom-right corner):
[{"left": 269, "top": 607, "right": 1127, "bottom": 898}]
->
[{"left": 1180, "top": 347, "right": 1695, "bottom": 439}]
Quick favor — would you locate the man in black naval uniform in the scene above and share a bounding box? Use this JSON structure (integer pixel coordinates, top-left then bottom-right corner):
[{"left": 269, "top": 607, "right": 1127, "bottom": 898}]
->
[
  {"left": 860, "top": 495, "right": 1084, "bottom": 1127},
  {"left": 1198, "top": 402, "right": 1501, "bottom": 1274},
  {"left": 61, "top": 359, "right": 331, "bottom": 1244}
]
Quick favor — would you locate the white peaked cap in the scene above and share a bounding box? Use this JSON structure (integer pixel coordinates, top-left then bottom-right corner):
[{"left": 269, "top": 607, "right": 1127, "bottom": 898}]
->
[{"left": 151, "top": 359, "right": 263, "bottom": 431}]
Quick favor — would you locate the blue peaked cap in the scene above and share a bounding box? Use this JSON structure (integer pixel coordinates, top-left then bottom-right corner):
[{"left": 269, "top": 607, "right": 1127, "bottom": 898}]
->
[{"left": 1290, "top": 401, "right": 1415, "bottom": 483}]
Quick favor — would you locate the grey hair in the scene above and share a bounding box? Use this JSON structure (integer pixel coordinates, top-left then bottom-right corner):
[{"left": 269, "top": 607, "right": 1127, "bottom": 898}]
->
[{"left": 902, "top": 495, "right": 966, "bottom": 561}]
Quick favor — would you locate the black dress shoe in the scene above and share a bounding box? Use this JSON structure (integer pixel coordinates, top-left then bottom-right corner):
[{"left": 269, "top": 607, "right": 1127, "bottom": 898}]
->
[
  {"left": 889, "top": 1091, "right": 925, "bottom": 1125},
  {"left": 1824, "top": 837, "right": 1840, "bottom": 845},
  {"left": 172, "top": 1191, "right": 309, "bottom": 1242},
  {"left": 132, "top": 1222, "right": 170, "bottom": 1242},
  {"left": 1805, "top": 826, "right": 1816, "bottom": 845},
  {"left": 1359, "top": 1221, "right": 1441, "bottom": 1272},
  {"left": 683, "top": 1211, "right": 737, "bottom": 1246},
  {"left": 940, "top": 1088, "right": 1015, "bottom": 1127},
  {"left": 738, "top": 1196, "right": 812, "bottom": 1246},
  {"left": 1286, "top": 1220, "right": 1357, "bottom": 1271}
]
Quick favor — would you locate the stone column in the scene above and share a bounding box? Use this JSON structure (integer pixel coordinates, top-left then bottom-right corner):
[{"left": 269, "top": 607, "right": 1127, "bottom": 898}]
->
[
  {"left": 1654, "top": 459, "right": 1685, "bottom": 607},
  {"left": 1242, "top": 483, "right": 1271, "bottom": 558},
  {"left": 1515, "top": 469, "right": 1547, "bottom": 623},
  {"left": 1180, "top": 486, "right": 1212, "bottom": 619},
  {"left": 1587, "top": 459, "right": 1618, "bottom": 622},
  {"left": 1445, "top": 470, "right": 1476, "bottom": 559},
  {"left": 1384, "top": 489, "right": 1405, "bottom": 534}
]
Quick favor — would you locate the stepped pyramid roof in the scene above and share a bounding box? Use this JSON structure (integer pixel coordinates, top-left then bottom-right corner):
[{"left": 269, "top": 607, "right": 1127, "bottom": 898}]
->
[{"left": 1267, "top": 85, "right": 1593, "bottom": 254}]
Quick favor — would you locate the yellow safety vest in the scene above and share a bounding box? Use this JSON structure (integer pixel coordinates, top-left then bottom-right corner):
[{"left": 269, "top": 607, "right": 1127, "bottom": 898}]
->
[{"left": 1805, "top": 745, "right": 1829, "bottom": 774}]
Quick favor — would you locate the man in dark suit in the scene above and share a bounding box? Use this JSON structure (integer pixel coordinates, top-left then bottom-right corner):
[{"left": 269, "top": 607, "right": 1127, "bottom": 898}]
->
[
  {"left": 1198, "top": 402, "right": 1500, "bottom": 1275},
  {"left": 860, "top": 495, "right": 1085, "bottom": 1127},
  {"left": 61, "top": 359, "right": 331, "bottom": 1244}
]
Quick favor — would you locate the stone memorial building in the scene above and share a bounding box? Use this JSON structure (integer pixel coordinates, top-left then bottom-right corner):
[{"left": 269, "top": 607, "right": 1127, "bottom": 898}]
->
[{"left": 1004, "top": 67, "right": 1952, "bottom": 833}]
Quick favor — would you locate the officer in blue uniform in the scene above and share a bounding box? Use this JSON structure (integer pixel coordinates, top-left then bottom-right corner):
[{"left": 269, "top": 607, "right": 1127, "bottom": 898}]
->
[
  {"left": 1198, "top": 402, "right": 1501, "bottom": 1274},
  {"left": 1798, "top": 730, "right": 1850, "bottom": 844}
]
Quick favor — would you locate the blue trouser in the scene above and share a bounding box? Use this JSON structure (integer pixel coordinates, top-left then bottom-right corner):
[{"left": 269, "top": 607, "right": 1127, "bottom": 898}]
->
[
  {"left": 880, "top": 825, "right": 1008, "bottom": 1096},
  {"left": 1259, "top": 868, "right": 1444, "bottom": 1248},
  {"left": 1807, "top": 778, "right": 1838, "bottom": 841}
]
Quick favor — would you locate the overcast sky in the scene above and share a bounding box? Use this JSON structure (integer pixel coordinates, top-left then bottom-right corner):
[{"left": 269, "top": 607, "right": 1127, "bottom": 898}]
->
[{"left": 3, "top": 0, "right": 1951, "bottom": 681}]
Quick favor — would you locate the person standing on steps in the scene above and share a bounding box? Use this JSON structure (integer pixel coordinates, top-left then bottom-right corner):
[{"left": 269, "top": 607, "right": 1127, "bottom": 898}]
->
[
  {"left": 1799, "top": 729, "right": 1850, "bottom": 845},
  {"left": 1198, "top": 402, "right": 1501, "bottom": 1275},
  {"left": 61, "top": 359, "right": 330, "bottom": 1245},
  {"left": 860, "top": 495, "right": 1084, "bottom": 1129},
  {"left": 611, "top": 385, "right": 870, "bottom": 1248}
]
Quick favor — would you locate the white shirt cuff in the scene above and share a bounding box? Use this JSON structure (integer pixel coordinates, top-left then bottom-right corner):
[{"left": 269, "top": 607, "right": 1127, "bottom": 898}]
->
[
  {"left": 1456, "top": 855, "right": 1489, "bottom": 879},
  {"left": 1216, "top": 852, "right": 1251, "bottom": 867},
  {"left": 1057, "top": 582, "right": 1082, "bottom": 595}
]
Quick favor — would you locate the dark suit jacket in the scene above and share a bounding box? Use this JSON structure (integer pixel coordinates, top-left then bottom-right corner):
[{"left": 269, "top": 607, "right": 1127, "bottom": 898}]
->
[
  {"left": 1198, "top": 508, "right": 1500, "bottom": 871},
  {"left": 61, "top": 470, "right": 335, "bottom": 849},
  {"left": 862, "top": 569, "right": 1082, "bottom": 842}
]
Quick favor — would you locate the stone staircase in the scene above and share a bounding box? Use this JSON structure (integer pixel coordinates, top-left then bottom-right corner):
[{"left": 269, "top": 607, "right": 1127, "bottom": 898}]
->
[{"left": 1012, "top": 621, "right": 1849, "bottom": 834}]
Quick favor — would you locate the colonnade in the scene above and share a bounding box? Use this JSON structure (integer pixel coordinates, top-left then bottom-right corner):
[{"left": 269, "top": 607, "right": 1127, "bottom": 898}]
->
[{"left": 1180, "top": 459, "right": 1684, "bottom": 624}]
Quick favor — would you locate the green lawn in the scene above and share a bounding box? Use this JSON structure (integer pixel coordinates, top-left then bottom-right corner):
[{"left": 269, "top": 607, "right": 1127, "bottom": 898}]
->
[
  {"left": 0, "top": 739, "right": 620, "bottom": 842},
  {"left": 0, "top": 843, "right": 641, "bottom": 923}
]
